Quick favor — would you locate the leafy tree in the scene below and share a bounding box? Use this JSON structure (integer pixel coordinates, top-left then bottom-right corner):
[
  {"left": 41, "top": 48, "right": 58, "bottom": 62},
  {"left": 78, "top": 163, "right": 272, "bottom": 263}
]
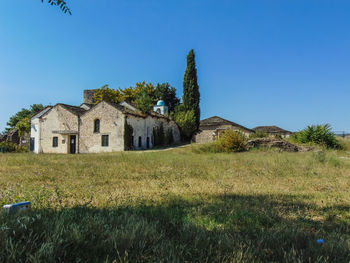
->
[
  {"left": 41, "top": 0, "right": 71, "bottom": 15},
  {"left": 174, "top": 110, "right": 197, "bottom": 140},
  {"left": 154, "top": 83, "right": 180, "bottom": 112},
  {"left": 16, "top": 117, "right": 31, "bottom": 146},
  {"left": 92, "top": 81, "right": 180, "bottom": 114},
  {"left": 6, "top": 104, "right": 44, "bottom": 132},
  {"left": 183, "top": 49, "right": 200, "bottom": 130},
  {"left": 93, "top": 85, "right": 122, "bottom": 104},
  {"left": 134, "top": 91, "right": 153, "bottom": 113}
]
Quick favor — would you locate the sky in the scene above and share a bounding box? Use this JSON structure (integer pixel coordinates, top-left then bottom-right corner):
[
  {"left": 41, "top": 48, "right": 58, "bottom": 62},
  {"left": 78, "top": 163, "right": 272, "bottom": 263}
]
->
[{"left": 1, "top": 0, "right": 350, "bottom": 133}]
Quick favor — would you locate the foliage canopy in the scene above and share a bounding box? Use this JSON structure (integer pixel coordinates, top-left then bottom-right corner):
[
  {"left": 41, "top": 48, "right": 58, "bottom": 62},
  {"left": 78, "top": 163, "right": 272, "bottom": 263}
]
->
[
  {"left": 41, "top": 0, "right": 71, "bottom": 15},
  {"left": 183, "top": 49, "right": 200, "bottom": 130},
  {"left": 292, "top": 124, "right": 341, "bottom": 149}
]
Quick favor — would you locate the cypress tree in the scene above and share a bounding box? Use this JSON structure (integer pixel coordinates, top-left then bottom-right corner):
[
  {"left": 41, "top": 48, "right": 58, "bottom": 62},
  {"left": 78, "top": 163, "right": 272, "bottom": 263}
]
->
[{"left": 183, "top": 49, "right": 200, "bottom": 129}]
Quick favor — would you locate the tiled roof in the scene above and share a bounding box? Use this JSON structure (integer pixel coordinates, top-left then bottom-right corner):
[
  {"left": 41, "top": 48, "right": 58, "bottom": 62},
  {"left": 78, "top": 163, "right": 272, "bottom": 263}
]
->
[
  {"left": 253, "top": 126, "right": 292, "bottom": 134},
  {"left": 200, "top": 116, "right": 253, "bottom": 132},
  {"left": 57, "top": 103, "right": 87, "bottom": 116}
]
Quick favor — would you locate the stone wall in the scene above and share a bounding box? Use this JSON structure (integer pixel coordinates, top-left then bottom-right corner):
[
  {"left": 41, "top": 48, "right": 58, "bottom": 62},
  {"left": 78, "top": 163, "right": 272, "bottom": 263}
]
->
[
  {"left": 80, "top": 101, "right": 125, "bottom": 153},
  {"left": 39, "top": 105, "right": 79, "bottom": 153},
  {"left": 126, "top": 115, "right": 181, "bottom": 149},
  {"left": 193, "top": 125, "right": 253, "bottom": 144}
]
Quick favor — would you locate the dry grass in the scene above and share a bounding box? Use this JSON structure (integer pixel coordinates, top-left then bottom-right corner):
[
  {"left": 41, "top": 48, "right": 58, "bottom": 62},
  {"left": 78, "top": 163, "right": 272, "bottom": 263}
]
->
[{"left": 0, "top": 147, "right": 350, "bottom": 262}]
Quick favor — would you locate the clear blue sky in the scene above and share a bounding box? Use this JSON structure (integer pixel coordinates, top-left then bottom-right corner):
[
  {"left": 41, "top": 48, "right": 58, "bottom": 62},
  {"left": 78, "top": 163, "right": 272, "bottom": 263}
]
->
[{"left": 1, "top": 0, "right": 350, "bottom": 132}]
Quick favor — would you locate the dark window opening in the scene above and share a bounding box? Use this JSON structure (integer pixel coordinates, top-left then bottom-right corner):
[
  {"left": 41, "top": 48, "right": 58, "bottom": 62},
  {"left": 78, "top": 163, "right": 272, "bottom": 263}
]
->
[
  {"left": 146, "top": 137, "right": 150, "bottom": 149},
  {"left": 138, "top": 136, "right": 142, "bottom": 148},
  {"left": 30, "top": 138, "right": 35, "bottom": 151},
  {"left": 94, "top": 119, "right": 100, "bottom": 133},
  {"left": 131, "top": 136, "right": 134, "bottom": 147},
  {"left": 101, "top": 135, "right": 109, "bottom": 147},
  {"left": 52, "top": 137, "right": 58, "bottom": 147}
]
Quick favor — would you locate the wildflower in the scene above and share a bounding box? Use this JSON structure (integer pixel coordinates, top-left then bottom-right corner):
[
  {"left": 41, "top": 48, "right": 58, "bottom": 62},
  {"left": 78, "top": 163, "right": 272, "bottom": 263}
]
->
[{"left": 317, "top": 239, "right": 324, "bottom": 244}]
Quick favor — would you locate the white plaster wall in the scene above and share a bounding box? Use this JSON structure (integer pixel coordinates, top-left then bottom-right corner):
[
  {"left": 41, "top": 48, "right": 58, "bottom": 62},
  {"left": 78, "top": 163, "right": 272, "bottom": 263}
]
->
[
  {"left": 126, "top": 115, "right": 180, "bottom": 149},
  {"left": 80, "top": 101, "right": 125, "bottom": 153},
  {"left": 30, "top": 118, "right": 40, "bottom": 153}
]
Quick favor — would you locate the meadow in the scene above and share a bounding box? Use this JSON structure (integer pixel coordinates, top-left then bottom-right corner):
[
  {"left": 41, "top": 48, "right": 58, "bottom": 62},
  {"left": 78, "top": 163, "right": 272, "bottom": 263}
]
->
[{"left": 0, "top": 145, "right": 350, "bottom": 262}]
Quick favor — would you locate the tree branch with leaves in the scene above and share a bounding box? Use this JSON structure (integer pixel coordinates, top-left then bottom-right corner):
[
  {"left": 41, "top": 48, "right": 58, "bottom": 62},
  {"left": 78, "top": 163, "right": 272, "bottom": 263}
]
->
[{"left": 41, "top": 0, "right": 71, "bottom": 15}]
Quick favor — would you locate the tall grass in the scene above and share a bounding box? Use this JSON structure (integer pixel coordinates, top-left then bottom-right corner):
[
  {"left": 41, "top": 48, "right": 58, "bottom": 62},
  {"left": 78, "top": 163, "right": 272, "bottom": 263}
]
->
[{"left": 0, "top": 148, "right": 350, "bottom": 262}]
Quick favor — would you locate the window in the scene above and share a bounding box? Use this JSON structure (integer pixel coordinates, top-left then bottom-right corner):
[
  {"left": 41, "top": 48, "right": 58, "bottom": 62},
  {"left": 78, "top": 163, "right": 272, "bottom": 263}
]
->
[
  {"left": 131, "top": 136, "right": 134, "bottom": 147},
  {"left": 94, "top": 119, "right": 100, "bottom": 133},
  {"left": 52, "top": 137, "right": 58, "bottom": 147},
  {"left": 138, "top": 136, "right": 142, "bottom": 148},
  {"left": 101, "top": 135, "right": 109, "bottom": 147}
]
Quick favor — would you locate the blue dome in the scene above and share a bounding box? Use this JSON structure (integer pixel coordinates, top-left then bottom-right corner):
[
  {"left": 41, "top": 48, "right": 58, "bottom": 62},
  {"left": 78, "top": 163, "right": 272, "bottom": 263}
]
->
[{"left": 157, "top": 100, "right": 165, "bottom": 106}]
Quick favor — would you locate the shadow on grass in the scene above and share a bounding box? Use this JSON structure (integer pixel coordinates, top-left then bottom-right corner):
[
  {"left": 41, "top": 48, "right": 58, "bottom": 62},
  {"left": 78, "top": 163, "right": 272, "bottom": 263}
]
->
[{"left": 0, "top": 194, "right": 349, "bottom": 263}]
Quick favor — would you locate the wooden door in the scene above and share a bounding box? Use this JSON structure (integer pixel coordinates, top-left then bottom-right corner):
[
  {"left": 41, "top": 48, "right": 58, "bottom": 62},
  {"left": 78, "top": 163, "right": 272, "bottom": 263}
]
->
[{"left": 70, "top": 135, "right": 76, "bottom": 154}]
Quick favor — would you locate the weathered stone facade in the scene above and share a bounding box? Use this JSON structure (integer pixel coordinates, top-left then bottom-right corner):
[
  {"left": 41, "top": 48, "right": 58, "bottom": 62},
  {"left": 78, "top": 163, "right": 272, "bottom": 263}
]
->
[
  {"left": 80, "top": 101, "right": 125, "bottom": 153},
  {"left": 38, "top": 105, "right": 80, "bottom": 154},
  {"left": 31, "top": 98, "right": 181, "bottom": 154},
  {"left": 193, "top": 116, "right": 254, "bottom": 143}
]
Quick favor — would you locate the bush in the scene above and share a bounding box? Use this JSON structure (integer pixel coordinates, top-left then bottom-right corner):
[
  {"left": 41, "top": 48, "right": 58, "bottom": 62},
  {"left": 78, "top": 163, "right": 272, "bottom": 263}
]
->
[
  {"left": 152, "top": 123, "right": 165, "bottom": 147},
  {"left": 0, "top": 141, "right": 17, "bottom": 153},
  {"left": 292, "top": 124, "right": 342, "bottom": 149},
  {"left": 249, "top": 131, "right": 268, "bottom": 139},
  {"left": 173, "top": 109, "right": 197, "bottom": 141},
  {"left": 216, "top": 130, "right": 247, "bottom": 152},
  {"left": 165, "top": 128, "right": 174, "bottom": 145},
  {"left": 0, "top": 142, "right": 28, "bottom": 153}
]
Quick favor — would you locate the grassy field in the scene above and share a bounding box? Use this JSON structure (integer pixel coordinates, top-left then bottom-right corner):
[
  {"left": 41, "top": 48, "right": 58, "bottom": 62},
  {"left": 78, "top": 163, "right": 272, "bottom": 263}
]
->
[{"left": 1, "top": 145, "right": 350, "bottom": 262}]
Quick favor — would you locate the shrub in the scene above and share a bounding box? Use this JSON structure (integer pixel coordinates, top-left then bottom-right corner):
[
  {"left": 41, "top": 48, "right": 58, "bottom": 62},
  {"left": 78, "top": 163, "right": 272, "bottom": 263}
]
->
[
  {"left": 0, "top": 142, "right": 28, "bottom": 153},
  {"left": 249, "top": 131, "right": 268, "bottom": 139},
  {"left": 292, "top": 124, "right": 342, "bottom": 149},
  {"left": 15, "top": 146, "right": 29, "bottom": 153},
  {"left": 165, "top": 128, "right": 174, "bottom": 145},
  {"left": 216, "top": 130, "right": 247, "bottom": 152},
  {"left": 124, "top": 119, "right": 134, "bottom": 150},
  {"left": 152, "top": 123, "right": 165, "bottom": 147},
  {"left": 173, "top": 109, "right": 197, "bottom": 141},
  {"left": 0, "top": 141, "right": 17, "bottom": 153}
]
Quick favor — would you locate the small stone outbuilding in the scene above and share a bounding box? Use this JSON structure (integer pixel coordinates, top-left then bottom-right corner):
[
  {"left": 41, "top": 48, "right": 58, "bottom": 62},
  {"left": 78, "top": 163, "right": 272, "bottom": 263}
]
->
[
  {"left": 193, "top": 116, "right": 254, "bottom": 143},
  {"left": 253, "top": 126, "right": 293, "bottom": 138}
]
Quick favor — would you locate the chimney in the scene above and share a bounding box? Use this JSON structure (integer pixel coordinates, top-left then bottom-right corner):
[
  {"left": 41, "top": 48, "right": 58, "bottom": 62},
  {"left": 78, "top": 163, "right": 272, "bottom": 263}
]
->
[{"left": 83, "top": 89, "right": 97, "bottom": 104}]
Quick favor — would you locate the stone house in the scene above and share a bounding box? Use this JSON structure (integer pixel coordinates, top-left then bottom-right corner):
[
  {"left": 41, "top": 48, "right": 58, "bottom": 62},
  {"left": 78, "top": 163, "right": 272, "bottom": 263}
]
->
[
  {"left": 253, "top": 126, "right": 293, "bottom": 138},
  {"left": 30, "top": 90, "right": 180, "bottom": 154},
  {"left": 193, "top": 116, "right": 254, "bottom": 143}
]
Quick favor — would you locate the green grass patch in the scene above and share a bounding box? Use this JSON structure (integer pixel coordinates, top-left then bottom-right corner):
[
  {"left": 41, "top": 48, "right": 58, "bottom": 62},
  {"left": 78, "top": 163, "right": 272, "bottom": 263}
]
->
[{"left": 1, "top": 148, "right": 350, "bottom": 262}]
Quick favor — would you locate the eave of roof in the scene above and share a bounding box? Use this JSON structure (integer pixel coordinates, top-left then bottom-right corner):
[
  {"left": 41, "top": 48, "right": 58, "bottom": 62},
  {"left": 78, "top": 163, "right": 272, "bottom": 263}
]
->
[
  {"left": 253, "top": 126, "right": 292, "bottom": 134},
  {"left": 200, "top": 116, "right": 254, "bottom": 132}
]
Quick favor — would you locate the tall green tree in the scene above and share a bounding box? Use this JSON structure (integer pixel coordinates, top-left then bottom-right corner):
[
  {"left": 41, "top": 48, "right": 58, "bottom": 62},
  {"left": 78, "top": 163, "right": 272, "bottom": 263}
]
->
[
  {"left": 6, "top": 104, "right": 44, "bottom": 132},
  {"left": 183, "top": 49, "right": 200, "bottom": 130}
]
